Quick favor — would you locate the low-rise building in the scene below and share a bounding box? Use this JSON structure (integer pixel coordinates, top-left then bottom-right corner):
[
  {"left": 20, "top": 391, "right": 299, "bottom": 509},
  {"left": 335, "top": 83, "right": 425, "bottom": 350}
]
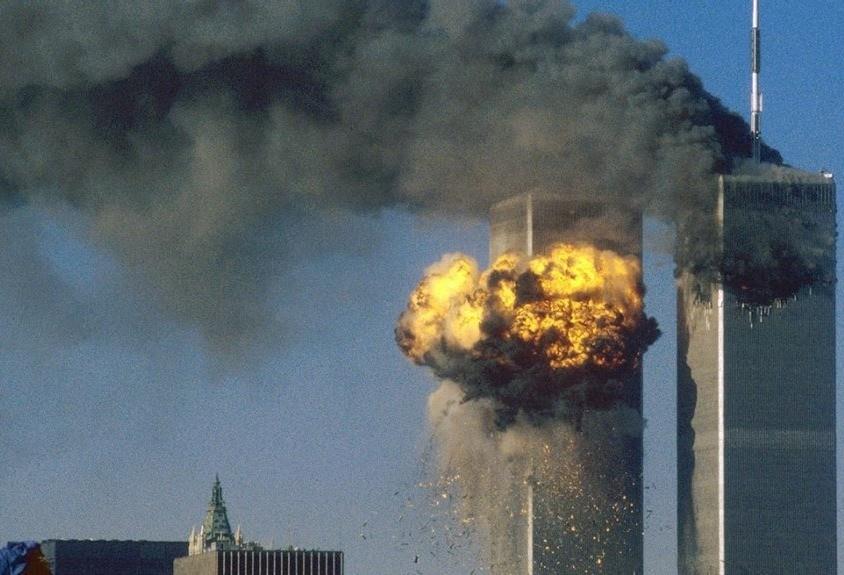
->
[{"left": 40, "top": 539, "right": 187, "bottom": 575}]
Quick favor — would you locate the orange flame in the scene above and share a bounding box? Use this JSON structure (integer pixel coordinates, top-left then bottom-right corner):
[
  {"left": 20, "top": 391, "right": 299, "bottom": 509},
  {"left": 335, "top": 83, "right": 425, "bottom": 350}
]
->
[{"left": 397, "top": 244, "right": 647, "bottom": 374}]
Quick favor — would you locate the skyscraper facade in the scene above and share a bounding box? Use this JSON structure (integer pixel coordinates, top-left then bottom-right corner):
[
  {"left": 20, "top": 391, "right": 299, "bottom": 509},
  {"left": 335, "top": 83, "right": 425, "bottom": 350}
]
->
[
  {"left": 677, "top": 173, "right": 837, "bottom": 574},
  {"left": 174, "top": 549, "right": 343, "bottom": 575},
  {"left": 489, "top": 192, "right": 644, "bottom": 575}
]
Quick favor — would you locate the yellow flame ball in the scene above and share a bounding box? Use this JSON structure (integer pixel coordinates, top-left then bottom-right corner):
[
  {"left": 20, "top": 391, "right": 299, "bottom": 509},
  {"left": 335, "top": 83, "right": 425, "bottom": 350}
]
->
[{"left": 397, "top": 244, "right": 646, "bottom": 374}]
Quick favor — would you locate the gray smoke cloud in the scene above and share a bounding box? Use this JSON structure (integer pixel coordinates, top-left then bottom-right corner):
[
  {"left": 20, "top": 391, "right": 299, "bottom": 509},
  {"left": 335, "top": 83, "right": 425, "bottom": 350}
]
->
[{"left": 0, "top": 0, "right": 785, "bottom": 355}]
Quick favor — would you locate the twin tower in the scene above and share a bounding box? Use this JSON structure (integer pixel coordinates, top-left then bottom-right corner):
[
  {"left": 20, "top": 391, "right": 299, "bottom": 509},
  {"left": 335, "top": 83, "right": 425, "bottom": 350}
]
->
[
  {"left": 484, "top": 0, "right": 835, "bottom": 571},
  {"left": 488, "top": 168, "right": 837, "bottom": 575}
]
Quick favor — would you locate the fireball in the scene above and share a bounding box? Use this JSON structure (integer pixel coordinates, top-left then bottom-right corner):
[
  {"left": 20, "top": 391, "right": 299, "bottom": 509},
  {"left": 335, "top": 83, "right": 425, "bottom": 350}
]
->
[{"left": 396, "top": 243, "right": 659, "bottom": 411}]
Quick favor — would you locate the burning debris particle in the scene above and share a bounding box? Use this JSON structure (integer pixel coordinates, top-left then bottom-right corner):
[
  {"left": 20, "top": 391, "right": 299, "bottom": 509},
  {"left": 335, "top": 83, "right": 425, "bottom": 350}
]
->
[{"left": 396, "top": 244, "right": 659, "bottom": 423}]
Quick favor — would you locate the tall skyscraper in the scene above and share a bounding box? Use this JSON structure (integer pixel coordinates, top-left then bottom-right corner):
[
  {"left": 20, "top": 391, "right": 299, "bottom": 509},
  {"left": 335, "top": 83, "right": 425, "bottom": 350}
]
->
[
  {"left": 489, "top": 192, "right": 644, "bottom": 575},
  {"left": 678, "top": 1, "right": 836, "bottom": 571},
  {"left": 677, "top": 172, "right": 837, "bottom": 574}
]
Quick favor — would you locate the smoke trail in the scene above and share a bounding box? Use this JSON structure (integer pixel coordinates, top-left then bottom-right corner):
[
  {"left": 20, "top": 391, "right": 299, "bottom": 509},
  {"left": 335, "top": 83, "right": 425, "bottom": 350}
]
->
[
  {"left": 3, "top": 0, "right": 829, "bottom": 570},
  {"left": 0, "top": 0, "right": 803, "bottom": 357}
]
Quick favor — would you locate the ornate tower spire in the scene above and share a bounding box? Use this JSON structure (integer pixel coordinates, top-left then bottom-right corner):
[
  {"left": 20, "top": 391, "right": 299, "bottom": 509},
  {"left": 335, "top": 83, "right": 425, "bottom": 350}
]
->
[{"left": 200, "top": 475, "right": 234, "bottom": 551}]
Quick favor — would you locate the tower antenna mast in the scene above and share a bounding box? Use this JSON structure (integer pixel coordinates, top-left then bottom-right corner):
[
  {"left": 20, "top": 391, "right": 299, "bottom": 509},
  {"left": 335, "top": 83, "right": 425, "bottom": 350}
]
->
[{"left": 751, "top": 0, "right": 762, "bottom": 162}]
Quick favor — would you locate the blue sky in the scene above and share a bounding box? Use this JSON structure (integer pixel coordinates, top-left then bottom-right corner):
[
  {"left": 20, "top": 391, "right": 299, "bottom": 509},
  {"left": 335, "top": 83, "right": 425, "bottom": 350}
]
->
[{"left": 1, "top": 2, "right": 841, "bottom": 574}]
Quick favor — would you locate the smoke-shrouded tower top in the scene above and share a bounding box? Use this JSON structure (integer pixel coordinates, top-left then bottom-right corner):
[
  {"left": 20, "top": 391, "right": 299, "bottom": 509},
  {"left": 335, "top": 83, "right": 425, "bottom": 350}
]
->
[{"left": 751, "top": 0, "right": 762, "bottom": 162}]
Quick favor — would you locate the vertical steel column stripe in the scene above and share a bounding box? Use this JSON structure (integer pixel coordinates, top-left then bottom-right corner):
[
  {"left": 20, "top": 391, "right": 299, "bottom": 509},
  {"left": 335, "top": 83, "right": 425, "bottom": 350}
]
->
[
  {"left": 717, "top": 178, "right": 726, "bottom": 575},
  {"left": 526, "top": 482, "right": 533, "bottom": 575},
  {"left": 717, "top": 285, "right": 725, "bottom": 575},
  {"left": 526, "top": 193, "right": 533, "bottom": 257}
]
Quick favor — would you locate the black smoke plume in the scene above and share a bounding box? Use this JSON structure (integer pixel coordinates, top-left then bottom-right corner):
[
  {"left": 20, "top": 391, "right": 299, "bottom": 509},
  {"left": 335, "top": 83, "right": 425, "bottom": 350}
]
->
[{"left": 0, "top": 0, "right": 811, "bottom": 356}]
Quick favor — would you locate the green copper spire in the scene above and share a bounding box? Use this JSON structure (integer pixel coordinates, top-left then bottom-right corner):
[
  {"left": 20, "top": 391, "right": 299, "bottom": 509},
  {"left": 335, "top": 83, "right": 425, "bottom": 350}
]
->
[
  {"left": 201, "top": 475, "right": 233, "bottom": 548},
  {"left": 189, "top": 475, "right": 265, "bottom": 556}
]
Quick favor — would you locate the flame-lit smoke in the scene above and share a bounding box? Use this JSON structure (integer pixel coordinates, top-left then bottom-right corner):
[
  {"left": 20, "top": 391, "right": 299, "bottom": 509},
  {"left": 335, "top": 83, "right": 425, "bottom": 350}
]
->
[{"left": 397, "top": 243, "right": 659, "bottom": 423}]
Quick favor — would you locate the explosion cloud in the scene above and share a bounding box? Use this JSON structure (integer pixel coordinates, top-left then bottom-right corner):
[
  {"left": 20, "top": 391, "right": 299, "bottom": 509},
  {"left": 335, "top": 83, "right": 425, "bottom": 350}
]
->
[{"left": 397, "top": 245, "right": 659, "bottom": 423}]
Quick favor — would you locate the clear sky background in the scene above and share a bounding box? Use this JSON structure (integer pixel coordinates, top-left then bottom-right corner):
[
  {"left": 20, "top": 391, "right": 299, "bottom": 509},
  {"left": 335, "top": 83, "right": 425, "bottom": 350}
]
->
[{"left": 1, "top": 1, "right": 841, "bottom": 574}]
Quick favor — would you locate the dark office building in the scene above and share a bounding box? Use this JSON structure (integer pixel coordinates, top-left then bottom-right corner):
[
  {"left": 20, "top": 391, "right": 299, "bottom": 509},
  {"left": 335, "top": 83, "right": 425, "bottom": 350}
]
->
[
  {"left": 40, "top": 539, "right": 187, "bottom": 575},
  {"left": 174, "top": 549, "right": 343, "bottom": 575}
]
